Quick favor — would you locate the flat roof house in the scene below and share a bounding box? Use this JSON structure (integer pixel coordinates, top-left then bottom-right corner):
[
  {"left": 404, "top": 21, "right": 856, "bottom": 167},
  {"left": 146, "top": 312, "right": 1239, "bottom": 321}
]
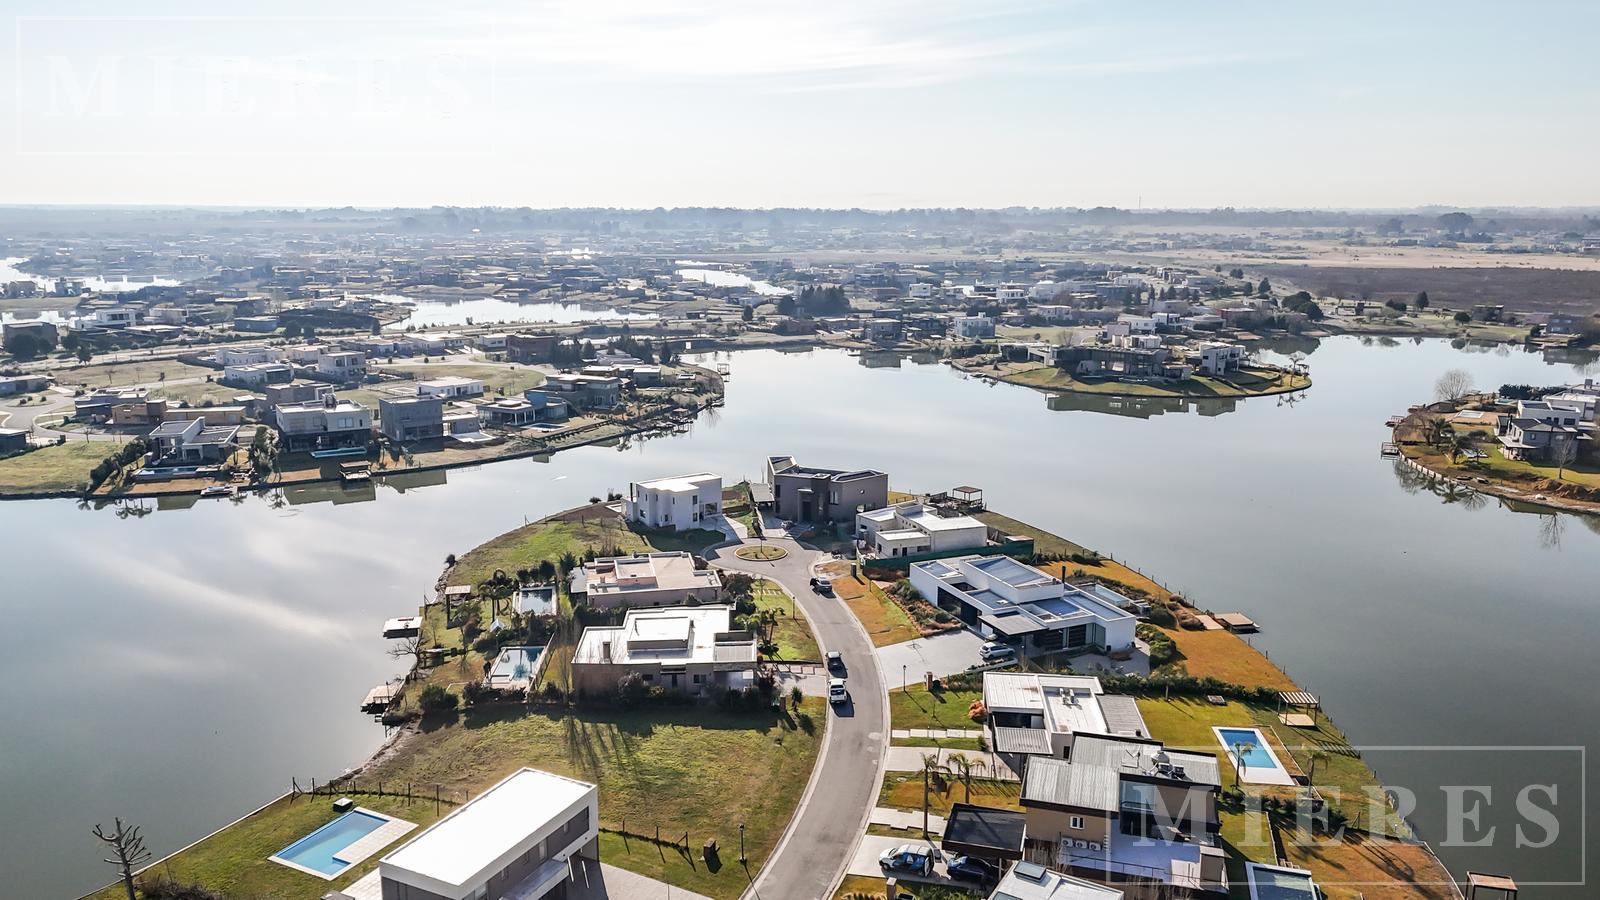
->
[
  {"left": 379, "top": 396, "right": 445, "bottom": 443},
  {"left": 146, "top": 418, "right": 240, "bottom": 464},
  {"left": 624, "top": 473, "right": 723, "bottom": 531},
  {"left": 0, "top": 427, "right": 29, "bottom": 456},
  {"left": 1020, "top": 733, "right": 1225, "bottom": 894},
  {"left": 544, "top": 374, "right": 621, "bottom": 410},
  {"left": 911, "top": 557, "right": 1140, "bottom": 662},
  {"left": 418, "top": 376, "right": 485, "bottom": 399},
  {"left": 571, "top": 604, "right": 758, "bottom": 696},
  {"left": 570, "top": 551, "right": 722, "bottom": 609},
  {"left": 765, "top": 455, "right": 889, "bottom": 523},
  {"left": 374, "top": 767, "right": 598, "bottom": 900},
  {"left": 982, "top": 673, "right": 1149, "bottom": 764},
  {"left": 856, "top": 501, "right": 988, "bottom": 559},
  {"left": 274, "top": 396, "right": 372, "bottom": 454}
]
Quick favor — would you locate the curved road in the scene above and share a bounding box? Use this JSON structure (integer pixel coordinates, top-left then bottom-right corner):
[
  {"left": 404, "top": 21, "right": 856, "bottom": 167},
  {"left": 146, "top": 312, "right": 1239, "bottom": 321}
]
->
[{"left": 707, "top": 536, "right": 889, "bottom": 900}]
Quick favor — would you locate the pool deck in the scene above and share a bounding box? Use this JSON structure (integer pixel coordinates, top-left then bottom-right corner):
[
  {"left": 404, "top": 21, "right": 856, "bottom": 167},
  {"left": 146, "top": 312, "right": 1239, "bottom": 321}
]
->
[
  {"left": 1210, "top": 727, "right": 1295, "bottom": 786},
  {"left": 268, "top": 808, "right": 417, "bottom": 880}
]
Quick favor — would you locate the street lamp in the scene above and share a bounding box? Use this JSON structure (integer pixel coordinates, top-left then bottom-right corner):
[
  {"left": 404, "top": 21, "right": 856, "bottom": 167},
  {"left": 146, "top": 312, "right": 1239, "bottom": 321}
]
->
[
  {"left": 738, "top": 822, "right": 746, "bottom": 864},
  {"left": 902, "top": 664, "right": 907, "bottom": 692}
]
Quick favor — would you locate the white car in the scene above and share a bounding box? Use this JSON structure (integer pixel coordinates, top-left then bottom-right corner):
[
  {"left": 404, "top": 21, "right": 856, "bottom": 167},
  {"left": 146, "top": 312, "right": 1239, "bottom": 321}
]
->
[
  {"left": 979, "top": 641, "right": 1015, "bottom": 661},
  {"left": 828, "top": 678, "right": 848, "bottom": 704}
]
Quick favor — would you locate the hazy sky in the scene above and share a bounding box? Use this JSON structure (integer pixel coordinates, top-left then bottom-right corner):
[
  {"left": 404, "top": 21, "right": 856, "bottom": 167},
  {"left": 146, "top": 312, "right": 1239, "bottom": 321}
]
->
[{"left": 2, "top": 0, "right": 1596, "bottom": 209}]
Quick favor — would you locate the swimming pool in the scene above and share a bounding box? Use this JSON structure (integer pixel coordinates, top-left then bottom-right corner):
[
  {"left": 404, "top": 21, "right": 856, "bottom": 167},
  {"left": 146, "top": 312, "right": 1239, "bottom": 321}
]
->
[
  {"left": 486, "top": 645, "right": 547, "bottom": 689},
  {"left": 270, "top": 810, "right": 389, "bottom": 877},
  {"left": 1211, "top": 726, "right": 1295, "bottom": 785}
]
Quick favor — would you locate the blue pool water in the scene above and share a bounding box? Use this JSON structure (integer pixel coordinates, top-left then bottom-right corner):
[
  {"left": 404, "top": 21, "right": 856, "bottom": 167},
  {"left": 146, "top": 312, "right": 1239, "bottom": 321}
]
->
[
  {"left": 273, "top": 810, "right": 387, "bottom": 876},
  {"left": 1216, "top": 728, "right": 1281, "bottom": 770}
]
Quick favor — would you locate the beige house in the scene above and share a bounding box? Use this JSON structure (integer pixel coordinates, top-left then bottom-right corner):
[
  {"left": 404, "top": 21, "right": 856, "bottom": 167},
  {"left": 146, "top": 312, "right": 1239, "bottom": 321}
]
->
[
  {"left": 570, "top": 605, "right": 758, "bottom": 696},
  {"left": 569, "top": 551, "right": 722, "bottom": 609}
]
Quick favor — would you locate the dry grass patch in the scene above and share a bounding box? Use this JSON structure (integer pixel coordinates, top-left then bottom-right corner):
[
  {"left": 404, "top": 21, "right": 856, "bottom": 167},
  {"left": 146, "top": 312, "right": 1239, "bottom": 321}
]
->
[
  {"left": 1160, "top": 627, "right": 1298, "bottom": 691},
  {"left": 832, "top": 574, "right": 920, "bottom": 646}
]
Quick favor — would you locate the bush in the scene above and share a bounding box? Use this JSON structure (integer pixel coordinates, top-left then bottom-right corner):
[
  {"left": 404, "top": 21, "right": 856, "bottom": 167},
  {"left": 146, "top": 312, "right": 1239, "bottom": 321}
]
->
[
  {"left": 139, "top": 876, "right": 227, "bottom": 900},
  {"left": 617, "top": 673, "right": 649, "bottom": 708},
  {"left": 1136, "top": 623, "right": 1178, "bottom": 667},
  {"left": 1145, "top": 603, "right": 1176, "bottom": 628},
  {"left": 417, "top": 683, "right": 458, "bottom": 714},
  {"left": 541, "top": 681, "right": 565, "bottom": 704},
  {"left": 462, "top": 680, "right": 487, "bottom": 706}
]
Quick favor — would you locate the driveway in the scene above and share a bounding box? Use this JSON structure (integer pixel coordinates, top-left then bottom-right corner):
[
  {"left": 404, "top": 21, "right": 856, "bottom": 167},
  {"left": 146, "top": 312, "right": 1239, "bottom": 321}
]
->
[
  {"left": 705, "top": 536, "right": 888, "bottom": 900},
  {"left": 876, "top": 629, "right": 986, "bottom": 685},
  {"left": 844, "top": 834, "right": 970, "bottom": 889},
  {"left": 568, "top": 858, "right": 713, "bottom": 900}
]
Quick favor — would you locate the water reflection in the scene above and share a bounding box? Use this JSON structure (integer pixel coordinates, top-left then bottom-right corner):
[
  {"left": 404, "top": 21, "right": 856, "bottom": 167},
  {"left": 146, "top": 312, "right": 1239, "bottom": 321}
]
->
[{"left": 1045, "top": 391, "right": 1240, "bottom": 419}]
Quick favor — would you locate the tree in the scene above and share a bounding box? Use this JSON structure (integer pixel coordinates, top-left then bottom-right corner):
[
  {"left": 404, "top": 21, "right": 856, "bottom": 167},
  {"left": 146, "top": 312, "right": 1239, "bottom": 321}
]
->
[
  {"left": 949, "top": 753, "right": 975, "bottom": 804},
  {"left": 1305, "top": 747, "right": 1329, "bottom": 798},
  {"left": 1437, "top": 211, "right": 1475, "bottom": 233},
  {"left": 920, "top": 753, "right": 948, "bottom": 835},
  {"left": 1414, "top": 291, "right": 1429, "bottom": 310},
  {"left": 1230, "top": 740, "right": 1256, "bottom": 787},
  {"left": 1256, "top": 277, "right": 1271, "bottom": 296},
  {"left": 776, "top": 295, "right": 797, "bottom": 317},
  {"left": 789, "top": 684, "right": 803, "bottom": 713},
  {"left": 1434, "top": 368, "right": 1474, "bottom": 403},
  {"left": 741, "top": 305, "right": 754, "bottom": 323},
  {"left": 93, "top": 818, "right": 151, "bottom": 900},
  {"left": 390, "top": 633, "right": 426, "bottom": 677},
  {"left": 1553, "top": 434, "right": 1580, "bottom": 480},
  {"left": 1454, "top": 311, "right": 1472, "bottom": 324},
  {"left": 77, "top": 345, "right": 94, "bottom": 363},
  {"left": 3, "top": 331, "right": 44, "bottom": 360},
  {"left": 418, "top": 683, "right": 458, "bottom": 714}
]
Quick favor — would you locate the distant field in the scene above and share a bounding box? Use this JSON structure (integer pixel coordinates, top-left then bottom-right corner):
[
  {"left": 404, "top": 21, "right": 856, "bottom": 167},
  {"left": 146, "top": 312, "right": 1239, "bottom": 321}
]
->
[{"left": 1259, "top": 264, "right": 1600, "bottom": 317}]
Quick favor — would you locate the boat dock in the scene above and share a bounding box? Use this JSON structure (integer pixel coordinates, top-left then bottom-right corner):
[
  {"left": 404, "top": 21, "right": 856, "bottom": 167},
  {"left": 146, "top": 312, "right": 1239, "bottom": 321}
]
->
[
  {"left": 1385, "top": 415, "right": 1406, "bottom": 428},
  {"left": 1380, "top": 442, "right": 1400, "bottom": 457},
  {"left": 360, "top": 682, "right": 399, "bottom": 713}
]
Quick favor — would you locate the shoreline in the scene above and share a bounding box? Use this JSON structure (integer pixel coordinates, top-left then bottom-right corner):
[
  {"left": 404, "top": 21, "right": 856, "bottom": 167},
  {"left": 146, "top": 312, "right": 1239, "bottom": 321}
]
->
[
  {"left": 959, "top": 361, "right": 1313, "bottom": 401},
  {"left": 1397, "top": 442, "right": 1600, "bottom": 517}
]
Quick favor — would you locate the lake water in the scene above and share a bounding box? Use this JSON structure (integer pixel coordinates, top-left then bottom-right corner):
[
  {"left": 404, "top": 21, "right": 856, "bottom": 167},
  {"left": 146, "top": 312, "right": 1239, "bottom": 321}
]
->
[
  {"left": 2, "top": 338, "right": 1596, "bottom": 897},
  {"left": 676, "top": 267, "right": 788, "bottom": 296},
  {"left": 0, "top": 256, "right": 181, "bottom": 296},
  {"left": 380, "top": 294, "right": 659, "bottom": 330}
]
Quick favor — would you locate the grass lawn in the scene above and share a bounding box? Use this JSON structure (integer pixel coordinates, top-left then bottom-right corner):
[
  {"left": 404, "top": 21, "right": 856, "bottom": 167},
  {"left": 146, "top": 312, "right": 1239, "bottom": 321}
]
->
[
  {"left": 1160, "top": 628, "right": 1298, "bottom": 691},
  {"left": 87, "top": 792, "right": 449, "bottom": 900},
  {"left": 878, "top": 771, "right": 1022, "bottom": 818},
  {"left": 754, "top": 579, "right": 820, "bottom": 661},
  {"left": 888, "top": 686, "right": 983, "bottom": 732},
  {"left": 1475, "top": 445, "right": 1600, "bottom": 490},
  {"left": 1008, "top": 365, "right": 1309, "bottom": 399},
  {"left": 372, "top": 362, "right": 547, "bottom": 396},
  {"left": 447, "top": 504, "right": 721, "bottom": 589},
  {"left": 1280, "top": 827, "right": 1458, "bottom": 900},
  {"left": 57, "top": 357, "right": 214, "bottom": 389},
  {"left": 1137, "top": 698, "right": 1410, "bottom": 839},
  {"left": 359, "top": 701, "right": 825, "bottom": 900},
  {"left": 891, "top": 736, "right": 983, "bottom": 751},
  {"left": 151, "top": 379, "right": 260, "bottom": 407},
  {"left": 831, "top": 574, "right": 920, "bottom": 647},
  {"left": 974, "top": 511, "right": 1090, "bottom": 559},
  {"left": 0, "top": 441, "right": 111, "bottom": 493}
]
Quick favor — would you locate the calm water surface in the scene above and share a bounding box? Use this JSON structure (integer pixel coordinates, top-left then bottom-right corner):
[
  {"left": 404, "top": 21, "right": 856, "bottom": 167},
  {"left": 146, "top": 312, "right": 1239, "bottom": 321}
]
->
[{"left": 2, "top": 337, "right": 1596, "bottom": 897}]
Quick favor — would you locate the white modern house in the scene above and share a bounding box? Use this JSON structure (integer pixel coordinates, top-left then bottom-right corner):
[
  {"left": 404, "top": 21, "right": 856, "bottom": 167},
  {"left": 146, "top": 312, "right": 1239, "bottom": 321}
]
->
[
  {"left": 418, "top": 376, "right": 486, "bottom": 399},
  {"left": 856, "top": 501, "right": 988, "bottom": 559},
  {"left": 1192, "top": 341, "right": 1244, "bottom": 375},
  {"left": 314, "top": 350, "right": 367, "bottom": 380},
  {"left": 623, "top": 472, "right": 723, "bottom": 531},
  {"left": 982, "top": 672, "right": 1150, "bottom": 761},
  {"left": 570, "top": 604, "right": 758, "bottom": 696},
  {"left": 375, "top": 768, "right": 598, "bottom": 900},
  {"left": 954, "top": 315, "right": 996, "bottom": 339},
  {"left": 216, "top": 345, "right": 278, "bottom": 367},
  {"left": 910, "top": 555, "right": 1140, "bottom": 661}
]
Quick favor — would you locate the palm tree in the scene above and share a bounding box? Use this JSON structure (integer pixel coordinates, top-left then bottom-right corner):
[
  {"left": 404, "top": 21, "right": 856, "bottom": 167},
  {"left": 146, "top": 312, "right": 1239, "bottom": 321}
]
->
[
  {"left": 920, "top": 753, "right": 948, "bottom": 836},
  {"left": 1230, "top": 741, "right": 1256, "bottom": 788},
  {"left": 949, "top": 753, "right": 975, "bottom": 804}
]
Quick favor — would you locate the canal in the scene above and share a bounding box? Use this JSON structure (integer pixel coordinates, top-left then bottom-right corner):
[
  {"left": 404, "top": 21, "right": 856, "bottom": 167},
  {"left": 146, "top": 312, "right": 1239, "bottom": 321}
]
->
[{"left": 1, "top": 337, "right": 1594, "bottom": 897}]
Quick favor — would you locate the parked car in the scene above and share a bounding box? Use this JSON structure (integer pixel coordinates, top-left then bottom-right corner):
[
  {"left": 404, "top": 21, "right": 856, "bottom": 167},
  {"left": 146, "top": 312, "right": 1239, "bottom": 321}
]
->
[
  {"left": 828, "top": 678, "right": 848, "bottom": 704},
  {"left": 826, "top": 650, "right": 843, "bottom": 671},
  {"left": 878, "top": 844, "right": 933, "bottom": 876},
  {"left": 946, "top": 855, "right": 997, "bottom": 883},
  {"left": 979, "top": 641, "right": 1015, "bottom": 661}
]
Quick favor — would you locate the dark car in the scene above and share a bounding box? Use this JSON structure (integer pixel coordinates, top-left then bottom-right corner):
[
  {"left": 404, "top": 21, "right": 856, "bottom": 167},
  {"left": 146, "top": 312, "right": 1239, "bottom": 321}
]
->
[
  {"left": 809, "top": 576, "right": 834, "bottom": 596},
  {"left": 946, "top": 855, "right": 996, "bottom": 883}
]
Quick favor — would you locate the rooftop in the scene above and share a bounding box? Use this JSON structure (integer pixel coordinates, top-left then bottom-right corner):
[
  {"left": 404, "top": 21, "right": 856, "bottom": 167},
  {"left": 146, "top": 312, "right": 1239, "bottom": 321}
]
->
[
  {"left": 380, "top": 768, "right": 594, "bottom": 889},
  {"left": 572, "top": 605, "right": 756, "bottom": 667},
  {"left": 576, "top": 551, "right": 721, "bottom": 598},
  {"left": 635, "top": 472, "right": 721, "bottom": 493},
  {"left": 982, "top": 673, "right": 1149, "bottom": 741},
  {"left": 990, "top": 861, "right": 1124, "bottom": 900}
]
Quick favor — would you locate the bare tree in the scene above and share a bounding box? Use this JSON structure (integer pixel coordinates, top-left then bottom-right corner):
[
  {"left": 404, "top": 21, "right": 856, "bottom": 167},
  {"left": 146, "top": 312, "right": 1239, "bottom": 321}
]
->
[
  {"left": 1552, "top": 434, "right": 1580, "bottom": 480},
  {"left": 93, "top": 818, "right": 151, "bottom": 900},
  {"left": 390, "top": 634, "right": 425, "bottom": 679},
  {"left": 1433, "top": 368, "right": 1475, "bottom": 404}
]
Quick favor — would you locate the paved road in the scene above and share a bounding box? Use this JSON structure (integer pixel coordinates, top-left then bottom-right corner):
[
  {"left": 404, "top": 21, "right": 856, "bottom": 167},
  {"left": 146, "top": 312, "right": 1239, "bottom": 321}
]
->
[{"left": 706, "top": 537, "right": 889, "bottom": 900}]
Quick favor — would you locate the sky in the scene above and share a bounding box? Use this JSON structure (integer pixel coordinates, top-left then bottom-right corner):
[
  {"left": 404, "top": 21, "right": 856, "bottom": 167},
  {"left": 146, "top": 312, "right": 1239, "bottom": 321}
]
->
[{"left": 1, "top": 0, "right": 1597, "bottom": 210}]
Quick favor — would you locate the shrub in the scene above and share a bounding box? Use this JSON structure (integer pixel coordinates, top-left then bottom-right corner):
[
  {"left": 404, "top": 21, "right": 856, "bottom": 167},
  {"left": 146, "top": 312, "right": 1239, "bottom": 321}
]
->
[
  {"left": 617, "top": 673, "right": 648, "bottom": 707},
  {"left": 417, "top": 684, "right": 458, "bottom": 714},
  {"left": 462, "top": 680, "right": 487, "bottom": 706},
  {"left": 1137, "top": 623, "right": 1178, "bottom": 667},
  {"left": 139, "top": 876, "right": 227, "bottom": 900},
  {"left": 541, "top": 682, "right": 565, "bottom": 704},
  {"left": 1145, "top": 603, "right": 1176, "bottom": 628}
]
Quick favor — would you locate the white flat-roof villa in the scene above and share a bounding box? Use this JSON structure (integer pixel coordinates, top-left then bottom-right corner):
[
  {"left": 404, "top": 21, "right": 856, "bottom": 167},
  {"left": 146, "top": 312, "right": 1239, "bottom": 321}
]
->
[
  {"left": 983, "top": 673, "right": 1150, "bottom": 761},
  {"left": 623, "top": 472, "right": 723, "bottom": 531},
  {"left": 570, "top": 604, "right": 758, "bottom": 695},
  {"left": 987, "top": 861, "right": 1124, "bottom": 899},
  {"left": 910, "top": 556, "right": 1141, "bottom": 663},
  {"left": 570, "top": 551, "right": 723, "bottom": 609},
  {"left": 855, "top": 501, "right": 988, "bottom": 559},
  {"left": 373, "top": 768, "right": 599, "bottom": 900}
]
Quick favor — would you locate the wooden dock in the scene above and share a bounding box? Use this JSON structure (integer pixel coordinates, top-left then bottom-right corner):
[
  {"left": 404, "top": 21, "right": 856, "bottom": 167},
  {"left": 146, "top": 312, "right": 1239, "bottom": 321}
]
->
[
  {"left": 1380, "top": 442, "right": 1400, "bottom": 457},
  {"left": 360, "top": 682, "right": 399, "bottom": 712}
]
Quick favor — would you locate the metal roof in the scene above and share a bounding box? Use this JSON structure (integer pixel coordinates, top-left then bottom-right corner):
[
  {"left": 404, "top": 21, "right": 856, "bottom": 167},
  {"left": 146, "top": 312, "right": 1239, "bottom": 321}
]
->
[
  {"left": 941, "top": 803, "right": 1026, "bottom": 859},
  {"left": 1022, "top": 756, "right": 1117, "bottom": 813}
]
